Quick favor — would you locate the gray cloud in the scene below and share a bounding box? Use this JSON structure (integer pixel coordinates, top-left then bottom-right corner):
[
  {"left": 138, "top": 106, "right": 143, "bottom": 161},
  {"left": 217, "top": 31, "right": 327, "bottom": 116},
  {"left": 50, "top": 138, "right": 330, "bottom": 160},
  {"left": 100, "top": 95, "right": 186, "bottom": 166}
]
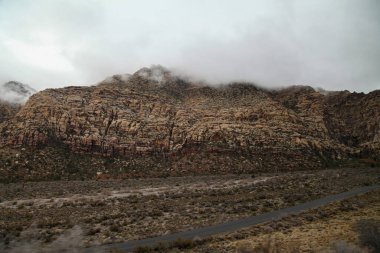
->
[{"left": 0, "top": 0, "right": 379, "bottom": 92}]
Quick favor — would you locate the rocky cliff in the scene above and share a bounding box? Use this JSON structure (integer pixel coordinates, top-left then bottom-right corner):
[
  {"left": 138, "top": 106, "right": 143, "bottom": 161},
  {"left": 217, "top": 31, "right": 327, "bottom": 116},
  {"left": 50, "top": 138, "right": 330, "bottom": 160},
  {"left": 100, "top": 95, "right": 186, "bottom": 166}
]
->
[
  {"left": 0, "top": 101, "right": 19, "bottom": 124},
  {"left": 0, "top": 66, "right": 379, "bottom": 181}
]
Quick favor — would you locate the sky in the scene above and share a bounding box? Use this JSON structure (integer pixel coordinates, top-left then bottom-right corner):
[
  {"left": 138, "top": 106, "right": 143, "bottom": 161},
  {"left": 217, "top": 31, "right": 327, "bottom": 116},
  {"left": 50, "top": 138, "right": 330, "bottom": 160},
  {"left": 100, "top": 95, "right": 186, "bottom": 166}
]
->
[{"left": 0, "top": 0, "right": 379, "bottom": 92}]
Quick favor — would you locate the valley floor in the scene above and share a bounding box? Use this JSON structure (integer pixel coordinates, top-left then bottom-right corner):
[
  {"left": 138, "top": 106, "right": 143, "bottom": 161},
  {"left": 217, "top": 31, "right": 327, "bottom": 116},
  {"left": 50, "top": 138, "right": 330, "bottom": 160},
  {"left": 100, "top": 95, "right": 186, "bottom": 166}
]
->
[
  {"left": 181, "top": 188, "right": 380, "bottom": 253},
  {"left": 0, "top": 167, "right": 379, "bottom": 252}
]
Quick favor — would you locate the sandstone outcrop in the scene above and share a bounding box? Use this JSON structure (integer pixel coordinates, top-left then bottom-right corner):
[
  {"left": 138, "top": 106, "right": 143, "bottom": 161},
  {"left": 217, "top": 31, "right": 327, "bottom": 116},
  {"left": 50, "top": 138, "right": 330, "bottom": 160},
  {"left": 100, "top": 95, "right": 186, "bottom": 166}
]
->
[
  {"left": 0, "top": 101, "right": 19, "bottom": 124},
  {"left": 0, "top": 67, "right": 379, "bottom": 181}
]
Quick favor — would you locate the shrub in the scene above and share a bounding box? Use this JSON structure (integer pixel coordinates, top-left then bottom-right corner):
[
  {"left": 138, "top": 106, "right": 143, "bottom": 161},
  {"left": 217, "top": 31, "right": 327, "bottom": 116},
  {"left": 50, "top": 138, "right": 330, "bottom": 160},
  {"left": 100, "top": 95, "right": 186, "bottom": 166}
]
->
[
  {"left": 355, "top": 219, "right": 380, "bottom": 252},
  {"left": 171, "top": 238, "right": 195, "bottom": 249},
  {"left": 237, "top": 242, "right": 254, "bottom": 253},
  {"left": 152, "top": 241, "right": 169, "bottom": 251},
  {"left": 236, "top": 237, "right": 300, "bottom": 253},
  {"left": 85, "top": 227, "right": 100, "bottom": 236},
  {"left": 133, "top": 246, "right": 152, "bottom": 253},
  {"left": 330, "top": 241, "right": 365, "bottom": 253},
  {"left": 109, "top": 224, "right": 121, "bottom": 233}
]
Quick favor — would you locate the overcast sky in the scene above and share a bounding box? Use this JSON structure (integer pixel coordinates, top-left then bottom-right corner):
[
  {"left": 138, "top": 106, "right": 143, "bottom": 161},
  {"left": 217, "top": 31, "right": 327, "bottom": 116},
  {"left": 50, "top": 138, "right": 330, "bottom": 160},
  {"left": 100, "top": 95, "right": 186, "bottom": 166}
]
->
[{"left": 0, "top": 0, "right": 379, "bottom": 92}]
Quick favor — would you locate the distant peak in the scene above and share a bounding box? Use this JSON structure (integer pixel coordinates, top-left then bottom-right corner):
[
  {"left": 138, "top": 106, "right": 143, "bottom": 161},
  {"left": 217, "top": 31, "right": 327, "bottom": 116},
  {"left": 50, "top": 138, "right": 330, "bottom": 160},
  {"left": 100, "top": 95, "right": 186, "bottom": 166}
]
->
[
  {"left": 0, "top": 81, "right": 36, "bottom": 104},
  {"left": 98, "top": 65, "right": 173, "bottom": 86},
  {"left": 314, "top": 87, "right": 335, "bottom": 96},
  {"left": 101, "top": 74, "right": 131, "bottom": 84},
  {"left": 3, "top": 81, "right": 36, "bottom": 94},
  {"left": 134, "top": 65, "right": 172, "bottom": 83},
  {"left": 284, "top": 85, "right": 315, "bottom": 92}
]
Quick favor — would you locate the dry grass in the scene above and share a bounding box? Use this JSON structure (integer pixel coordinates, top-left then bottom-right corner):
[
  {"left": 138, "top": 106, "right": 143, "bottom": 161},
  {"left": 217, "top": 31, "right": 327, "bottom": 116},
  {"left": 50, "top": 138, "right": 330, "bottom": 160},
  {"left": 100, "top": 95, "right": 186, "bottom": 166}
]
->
[
  {"left": 0, "top": 168, "right": 378, "bottom": 249},
  {"left": 188, "top": 189, "right": 380, "bottom": 253}
]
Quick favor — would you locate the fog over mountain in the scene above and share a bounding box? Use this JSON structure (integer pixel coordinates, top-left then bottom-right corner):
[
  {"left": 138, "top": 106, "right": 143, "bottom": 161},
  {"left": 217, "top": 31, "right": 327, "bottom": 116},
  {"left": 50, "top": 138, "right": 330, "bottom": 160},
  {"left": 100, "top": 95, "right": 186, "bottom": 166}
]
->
[
  {"left": 0, "top": 81, "right": 36, "bottom": 104},
  {"left": 0, "top": 0, "right": 379, "bottom": 92}
]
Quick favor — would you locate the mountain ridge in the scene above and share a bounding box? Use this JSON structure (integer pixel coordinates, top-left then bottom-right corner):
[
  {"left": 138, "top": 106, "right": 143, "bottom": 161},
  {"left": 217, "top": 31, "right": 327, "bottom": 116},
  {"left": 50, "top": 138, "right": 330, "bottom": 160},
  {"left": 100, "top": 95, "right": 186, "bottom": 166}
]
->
[{"left": 0, "top": 66, "right": 379, "bottom": 181}]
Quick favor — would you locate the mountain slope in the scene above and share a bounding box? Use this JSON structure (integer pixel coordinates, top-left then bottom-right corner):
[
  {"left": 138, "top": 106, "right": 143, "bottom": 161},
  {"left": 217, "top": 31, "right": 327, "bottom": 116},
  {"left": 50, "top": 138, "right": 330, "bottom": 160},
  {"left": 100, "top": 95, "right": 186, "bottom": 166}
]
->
[
  {"left": 0, "top": 102, "right": 19, "bottom": 124},
  {"left": 272, "top": 86, "right": 380, "bottom": 156},
  {"left": 0, "top": 67, "right": 379, "bottom": 181}
]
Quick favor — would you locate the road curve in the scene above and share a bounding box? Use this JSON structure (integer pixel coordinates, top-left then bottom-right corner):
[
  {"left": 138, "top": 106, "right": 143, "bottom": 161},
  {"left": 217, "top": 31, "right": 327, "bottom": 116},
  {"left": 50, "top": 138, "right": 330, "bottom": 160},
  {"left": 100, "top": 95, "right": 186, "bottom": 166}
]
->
[{"left": 85, "top": 184, "right": 379, "bottom": 253}]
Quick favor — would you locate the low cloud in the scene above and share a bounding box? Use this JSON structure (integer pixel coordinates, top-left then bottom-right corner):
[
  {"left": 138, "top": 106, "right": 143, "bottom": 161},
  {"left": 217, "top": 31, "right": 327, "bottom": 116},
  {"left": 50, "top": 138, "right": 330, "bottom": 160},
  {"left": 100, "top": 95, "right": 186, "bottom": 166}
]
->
[
  {"left": 0, "top": 82, "right": 36, "bottom": 104},
  {"left": 0, "top": 0, "right": 379, "bottom": 92}
]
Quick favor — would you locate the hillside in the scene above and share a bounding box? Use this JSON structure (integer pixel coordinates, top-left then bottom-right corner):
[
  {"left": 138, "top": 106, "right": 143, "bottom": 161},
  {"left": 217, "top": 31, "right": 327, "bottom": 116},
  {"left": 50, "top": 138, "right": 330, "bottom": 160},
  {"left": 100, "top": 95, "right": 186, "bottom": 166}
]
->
[{"left": 0, "top": 66, "right": 379, "bottom": 181}]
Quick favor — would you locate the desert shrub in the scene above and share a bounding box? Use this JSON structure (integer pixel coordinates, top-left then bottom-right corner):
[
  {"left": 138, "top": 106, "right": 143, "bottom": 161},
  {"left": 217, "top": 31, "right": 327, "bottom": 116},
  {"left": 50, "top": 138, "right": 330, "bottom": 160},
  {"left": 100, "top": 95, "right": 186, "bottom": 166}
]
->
[
  {"left": 355, "top": 219, "right": 380, "bottom": 252},
  {"left": 237, "top": 242, "right": 254, "bottom": 253},
  {"left": 85, "top": 227, "right": 100, "bottom": 236},
  {"left": 132, "top": 238, "right": 197, "bottom": 253},
  {"left": 171, "top": 238, "right": 195, "bottom": 249},
  {"left": 133, "top": 246, "right": 153, "bottom": 253},
  {"left": 109, "top": 224, "right": 121, "bottom": 233},
  {"left": 237, "top": 237, "right": 300, "bottom": 253},
  {"left": 152, "top": 241, "right": 169, "bottom": 251},
  {"left": 328, "top": 241, "right": 366, "bottom": 253}
]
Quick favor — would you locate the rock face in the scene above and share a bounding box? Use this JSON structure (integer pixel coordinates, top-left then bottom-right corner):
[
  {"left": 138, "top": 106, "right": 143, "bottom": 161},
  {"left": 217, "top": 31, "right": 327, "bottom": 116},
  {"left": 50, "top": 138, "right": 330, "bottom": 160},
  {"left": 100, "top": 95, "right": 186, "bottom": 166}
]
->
[
  {"left": 324, "top": 91, "right": 380, "bottom": 153},
  {"left": 272, "top": 86, "right": 380, "bottom": 156},
  {"left": 0, "top": 67, "right": 379, "bottom": 181},
  {"left": 0, "top": 101, "right": 19, "bottom": 124}
]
